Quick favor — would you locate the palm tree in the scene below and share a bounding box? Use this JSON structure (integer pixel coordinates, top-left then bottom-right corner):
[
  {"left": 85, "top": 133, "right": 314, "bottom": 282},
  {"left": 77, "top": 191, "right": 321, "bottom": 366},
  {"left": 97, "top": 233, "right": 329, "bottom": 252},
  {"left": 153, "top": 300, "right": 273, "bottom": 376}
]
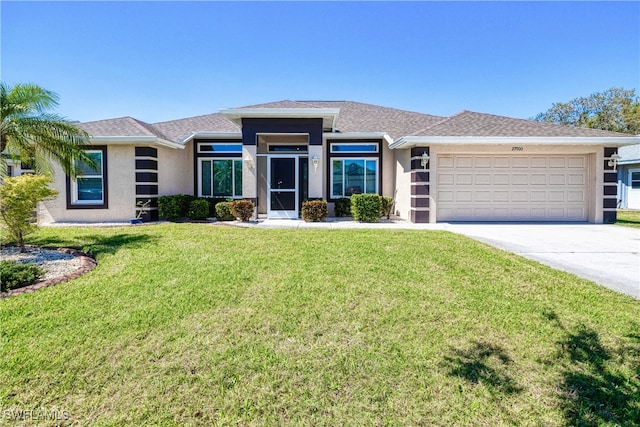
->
[{"left": 0, "top": 82, "right": 95, "bottom": 178}]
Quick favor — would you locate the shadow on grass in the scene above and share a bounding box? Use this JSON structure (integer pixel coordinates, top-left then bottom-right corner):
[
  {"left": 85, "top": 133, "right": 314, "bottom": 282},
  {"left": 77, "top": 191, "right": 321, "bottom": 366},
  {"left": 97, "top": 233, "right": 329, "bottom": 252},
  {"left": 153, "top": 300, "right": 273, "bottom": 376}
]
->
[
  {"left": 444, "top": 340, "right": 522, "bottom": 395},
  {"left": 543, "top": 310, "right": 640, "bottom": 425},
  {"left": 29, "top": 233, "right": 156, "bottom": 258}
]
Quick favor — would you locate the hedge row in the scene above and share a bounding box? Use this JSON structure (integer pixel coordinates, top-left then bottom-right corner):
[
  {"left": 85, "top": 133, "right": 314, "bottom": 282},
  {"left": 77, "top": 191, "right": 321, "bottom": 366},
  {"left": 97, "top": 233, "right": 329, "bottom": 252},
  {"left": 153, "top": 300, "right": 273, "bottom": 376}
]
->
[
  {"left": 158, "top": 195, "right": 254, "bottom": 222},
  {"left": 350, "top": 194, "right": 394, "bottom": 223}
]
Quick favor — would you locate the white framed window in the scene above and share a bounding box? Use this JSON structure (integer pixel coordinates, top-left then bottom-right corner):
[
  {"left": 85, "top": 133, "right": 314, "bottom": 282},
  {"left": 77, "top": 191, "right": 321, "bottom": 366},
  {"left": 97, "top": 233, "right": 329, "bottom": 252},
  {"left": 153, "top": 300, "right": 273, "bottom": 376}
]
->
[
  {"left": 72, "top": 150, "right": 105, "bottom": 205},
  {"left": 330, "top": 143, "right": 378, "bottom": 153},
  {"left": 197, "top": 143, "right": 242, "bottom": 154},
  {"left": 331, "top": 158, "right": 378, "bottom": 198},
  {"left": 199, "top": 158, "right": 243, "bottom": 198}
]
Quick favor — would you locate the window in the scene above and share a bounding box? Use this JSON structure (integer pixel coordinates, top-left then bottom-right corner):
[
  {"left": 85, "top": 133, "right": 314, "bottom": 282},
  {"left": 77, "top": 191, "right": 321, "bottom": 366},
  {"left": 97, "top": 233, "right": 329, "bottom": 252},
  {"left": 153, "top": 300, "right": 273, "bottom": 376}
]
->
[
  {"left": 197, "top": 143, "right": 242, "bottom": 154},
  {"left": 72, "top": 150, "right": 105, "bottom": 205},
  {"left": 200, "top": 159, "right": 243, "bottom": 197},
  {"left": 632, "top": 171, "right": 640, "bottom": 189},
  {"left": 330, "top": 143, "right": 378, "bottom": 153},
  {"left": 331, "top": 158, "right": 378, "bottom": 198},
  {"left": 67, "top": 147, "right": 108, "bottom": 209}
]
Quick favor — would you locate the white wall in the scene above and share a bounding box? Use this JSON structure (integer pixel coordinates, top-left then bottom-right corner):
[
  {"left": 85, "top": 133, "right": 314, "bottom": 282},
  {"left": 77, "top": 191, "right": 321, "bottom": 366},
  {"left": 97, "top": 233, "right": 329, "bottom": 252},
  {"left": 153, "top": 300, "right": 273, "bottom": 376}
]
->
[
  {"left": 393, "top": 148, "right": 412, "bottom": 220},
  {"left": 40, "top": 145, "right": 136, "bottom": 223},
  {"left": 158, "top": 143, "right": 192, "bottom": 196}
]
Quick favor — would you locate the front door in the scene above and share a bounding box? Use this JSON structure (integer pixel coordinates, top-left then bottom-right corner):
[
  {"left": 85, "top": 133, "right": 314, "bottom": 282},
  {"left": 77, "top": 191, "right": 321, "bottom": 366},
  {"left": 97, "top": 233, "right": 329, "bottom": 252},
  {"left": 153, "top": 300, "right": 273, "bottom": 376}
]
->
[
  {"left": 628, "top": 169, "right": 640, "bottom": 209},
  {"left": 268, "top": 156, "right": 298, "bottom": 218}
]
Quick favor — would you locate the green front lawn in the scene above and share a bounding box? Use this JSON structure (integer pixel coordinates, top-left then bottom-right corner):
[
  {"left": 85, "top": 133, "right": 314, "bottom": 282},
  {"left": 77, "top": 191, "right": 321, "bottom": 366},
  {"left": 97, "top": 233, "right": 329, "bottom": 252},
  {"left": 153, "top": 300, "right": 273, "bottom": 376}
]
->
[
  {"left": 1, "top": 224, "right": 639, "bottom": 426},
  {"left": 617, "top": 209, "right": 640, "bottom": 228}
]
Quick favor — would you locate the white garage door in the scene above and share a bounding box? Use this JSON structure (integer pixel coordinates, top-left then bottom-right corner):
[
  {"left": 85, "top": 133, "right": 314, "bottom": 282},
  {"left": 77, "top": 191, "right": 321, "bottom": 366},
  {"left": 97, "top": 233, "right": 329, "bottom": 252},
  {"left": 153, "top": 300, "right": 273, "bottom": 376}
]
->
[{"left": 436, "top": 155, "right": 588, "bottom": 221}]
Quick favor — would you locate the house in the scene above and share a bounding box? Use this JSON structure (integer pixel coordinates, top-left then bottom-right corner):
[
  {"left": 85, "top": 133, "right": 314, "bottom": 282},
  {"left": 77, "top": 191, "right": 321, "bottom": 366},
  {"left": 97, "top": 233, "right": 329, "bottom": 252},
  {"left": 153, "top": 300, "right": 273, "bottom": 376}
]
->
[
  {"left": 35, "top": 100, "right": 639, "bottom": 224},
  {"left": 616, "top": 144, "right": 640, "bottom": 209}
]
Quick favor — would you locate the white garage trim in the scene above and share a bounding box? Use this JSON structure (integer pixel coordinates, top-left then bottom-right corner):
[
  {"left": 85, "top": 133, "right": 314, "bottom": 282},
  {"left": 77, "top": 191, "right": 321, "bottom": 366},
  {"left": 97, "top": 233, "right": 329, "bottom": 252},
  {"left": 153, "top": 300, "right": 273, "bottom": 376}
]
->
[{"left": 435, "top": 154, "right": 590, "bottom": 222}]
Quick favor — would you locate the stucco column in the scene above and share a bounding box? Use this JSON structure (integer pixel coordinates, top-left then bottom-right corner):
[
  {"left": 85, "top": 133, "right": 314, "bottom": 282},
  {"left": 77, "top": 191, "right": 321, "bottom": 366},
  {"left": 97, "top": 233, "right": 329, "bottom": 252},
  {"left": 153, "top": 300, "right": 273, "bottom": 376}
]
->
[
  {"left": 242, "top": 145, "right": 257, "bottom": 199},
  {"left": 308, "top": 145, "right": 323, "bottom": 199}
]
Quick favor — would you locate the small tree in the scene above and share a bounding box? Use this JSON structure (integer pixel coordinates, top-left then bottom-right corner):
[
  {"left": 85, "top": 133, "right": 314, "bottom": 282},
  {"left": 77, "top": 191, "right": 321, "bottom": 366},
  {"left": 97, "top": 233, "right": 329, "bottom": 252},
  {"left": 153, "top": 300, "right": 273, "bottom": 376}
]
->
[{"left": 0, "top": 175, "right": 57, "bottom": 252}]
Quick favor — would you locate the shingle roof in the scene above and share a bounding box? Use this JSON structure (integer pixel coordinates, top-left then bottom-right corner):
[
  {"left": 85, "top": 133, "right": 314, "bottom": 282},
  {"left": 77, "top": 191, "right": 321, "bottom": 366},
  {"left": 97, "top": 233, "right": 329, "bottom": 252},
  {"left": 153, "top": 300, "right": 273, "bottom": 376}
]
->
[
  {"left": 413, "top": 110, "right": 633, "bottom": 138},
  {"left": 78, "top": 102, "right": 635, "bottom": 144},
  {"left": 240, "top": 100, "right": 446, "bottom": 139},
  {"left": 153, "top": 113, "right": 240, "bottom": 142},
  {"left": 79, "top": 117, "right": 171, "bottom": 140}
]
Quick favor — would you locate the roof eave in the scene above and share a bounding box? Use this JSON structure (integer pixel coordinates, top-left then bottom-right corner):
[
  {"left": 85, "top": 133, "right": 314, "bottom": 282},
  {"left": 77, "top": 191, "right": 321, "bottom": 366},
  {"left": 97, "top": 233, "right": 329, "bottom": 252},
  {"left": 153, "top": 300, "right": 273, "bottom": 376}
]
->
[
  {"left": 390, "top": 136, "right": 640, "bottom": 149},
  {"left": 220, "top": 108, "right": 340, "bottom": 130},
  {"left": 90, "top": 136, "right": 185, "bottom": 149},
  {"left": 180, "top": 132, "right": 242, "bottom": 144}
]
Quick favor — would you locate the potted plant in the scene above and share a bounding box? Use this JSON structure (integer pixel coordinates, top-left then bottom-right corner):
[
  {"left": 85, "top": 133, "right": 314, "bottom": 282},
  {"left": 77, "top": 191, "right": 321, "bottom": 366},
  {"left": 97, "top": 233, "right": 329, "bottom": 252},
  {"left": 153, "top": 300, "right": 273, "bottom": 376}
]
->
[{"left": 130, "top": 199, "right": 151, "bottom": 225}]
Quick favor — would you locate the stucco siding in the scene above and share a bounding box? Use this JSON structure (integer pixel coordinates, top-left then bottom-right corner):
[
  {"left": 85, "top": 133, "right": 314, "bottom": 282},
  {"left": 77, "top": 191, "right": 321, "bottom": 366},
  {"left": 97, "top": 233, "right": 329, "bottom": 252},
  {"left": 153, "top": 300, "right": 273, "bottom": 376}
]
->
[
  {"left": 157, "top": 143, "right": 192, "bottom": 196},
  {"left": 393, "top": 149, "right": 412, "bottom": 220},
  {"left": 40, "top": 145, "right": 136, "bottom": 223}
]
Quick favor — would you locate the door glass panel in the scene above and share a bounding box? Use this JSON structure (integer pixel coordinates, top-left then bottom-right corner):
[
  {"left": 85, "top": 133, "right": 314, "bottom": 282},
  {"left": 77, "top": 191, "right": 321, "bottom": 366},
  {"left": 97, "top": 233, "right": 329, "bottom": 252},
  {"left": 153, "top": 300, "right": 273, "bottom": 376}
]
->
[
  {"left": 270, "top": 158, "right": 296, "bottom": 189},
  {"left": 299, "top": 157, "right": 308, "bottom": 205},
  {"left": 271, "top": 191, "right": 296, "bottom": 211},
  {"left": 631, "top": 172, "right": 640, "bottom": 189}
]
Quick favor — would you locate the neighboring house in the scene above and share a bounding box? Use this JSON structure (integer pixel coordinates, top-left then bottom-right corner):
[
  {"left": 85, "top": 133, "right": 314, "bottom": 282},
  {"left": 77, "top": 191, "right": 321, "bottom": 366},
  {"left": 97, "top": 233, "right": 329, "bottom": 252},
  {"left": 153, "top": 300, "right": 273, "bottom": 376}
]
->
[
  {"left": 38, "top": 100, "right": 640, "bottom": 224},
  {"left": 617, "top": 144, "right": 640, "bottom": 209}
]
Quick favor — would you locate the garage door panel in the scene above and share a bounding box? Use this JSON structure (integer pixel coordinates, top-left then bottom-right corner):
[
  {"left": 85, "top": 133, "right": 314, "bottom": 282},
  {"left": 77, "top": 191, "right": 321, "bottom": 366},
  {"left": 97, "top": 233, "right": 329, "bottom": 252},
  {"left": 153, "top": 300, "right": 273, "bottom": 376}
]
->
[
  {"left": 568, "top": 174, "right": 584, "bottom": 185},
  {"left": 439, "top": 157, "right": 454, "bottom": 167},
  {"left": 512, "top": 174, "right": 528, "bottom": 185},
  {"left": 437, "top": 155, "right": 588, "bottom": 222},
  {"left": 531, "top": 157, "right": 548, "bottom": 168},
  {"left": 494, "top": 174, "right": 510, "bottom": 185},
  {"left": 475, "top": 174, "right": 491, "bottom": 185},
  {"left": 568, "top": 191, "right": 585, "bottom": 202},
  {"left": 475, "top": 157, "right": 492, "bottom": 168},
  {"left": 568, "top": 157, "right": 585, "bottom": 168},
  {"left": 530, "top": 191, "right": 546, "bottom": 202},
  {"left": 457, "top": 157, "right": 473, "bottom": 168},
  {"left": 493, "top": 157, "right": 510, "bottom": 168},
  {"left": 531, "top": 174, "right": 547, "bottom": 185},
  {"left": 512, "top": 157, "right": 529, "bottom": 168},
  {"left": 457, "top": 174, "right": 473, "bottom": 185}
]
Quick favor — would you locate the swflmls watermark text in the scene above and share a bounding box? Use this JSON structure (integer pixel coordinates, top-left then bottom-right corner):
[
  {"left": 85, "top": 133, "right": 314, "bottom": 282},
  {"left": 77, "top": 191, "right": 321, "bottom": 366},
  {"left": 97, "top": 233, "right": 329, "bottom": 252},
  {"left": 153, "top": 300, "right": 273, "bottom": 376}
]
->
[{"left": 2, "top": 408, "right": 70, "bottom": 421}]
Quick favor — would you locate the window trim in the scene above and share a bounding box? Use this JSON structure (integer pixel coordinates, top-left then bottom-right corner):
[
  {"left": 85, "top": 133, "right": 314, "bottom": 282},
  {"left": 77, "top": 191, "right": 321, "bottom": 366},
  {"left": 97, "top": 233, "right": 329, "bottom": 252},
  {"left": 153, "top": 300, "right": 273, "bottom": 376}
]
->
[
  {"left": 330, "top": 157, "right": 379, "bottom": 199},
  {"left": 197, "top": 142, "right": 243, "bottom": 154},
  {"left": 66, "top": 146, "right": 108, "bottom": 209},
  {"left": 326, "top": 139, "right": 382, "bottom": 201},
  {"left": 330, "top": 143, "right": 379, "bottom": 153},
  {"left": 198, "top": 157, "right": 243, "bottom": 198}
]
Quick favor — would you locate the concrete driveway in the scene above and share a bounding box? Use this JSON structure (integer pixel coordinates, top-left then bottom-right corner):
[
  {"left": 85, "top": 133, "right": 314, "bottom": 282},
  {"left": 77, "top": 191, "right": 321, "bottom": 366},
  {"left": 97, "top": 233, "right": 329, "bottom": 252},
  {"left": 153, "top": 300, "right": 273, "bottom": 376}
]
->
[{"left": 445, "top": 223, "right": 640, "bottom": 299}]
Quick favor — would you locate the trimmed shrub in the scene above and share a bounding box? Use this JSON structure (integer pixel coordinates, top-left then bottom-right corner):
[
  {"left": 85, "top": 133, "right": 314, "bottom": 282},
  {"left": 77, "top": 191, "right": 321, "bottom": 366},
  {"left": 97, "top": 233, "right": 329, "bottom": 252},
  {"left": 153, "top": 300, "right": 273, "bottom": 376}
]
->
[
  {"left": 230, "top": 199, "right": 255, "bottom": 222},
  {"left": 0, "top": 261, "right": 45, "bottom": 292},
  {"left": 301, "top": 200, "right": 328, "bottom": 222},
  {"left": 334, "top": 198, "right": 351, "bottom": 217},
  {"left": 380, "top": 196, "right": 394, "bottom": 219},
  {"left": 215, "top": 201, "right": 235, "bottom": 221},
  {"left": 204, "top": 197, "right": 229, "bottom": 218},
  {"left": 158, "top": 194, "right": 196, "bottom": 221},
  {"left": 175, "top": 194, "right": 196, "bottom": 217},
  {"left": 158, "top": 195, "right": 181, "bottom": 221},
  {"left": 188, "top": 199, "right": 210, "bottom": 220},
  {"left": 351, "top": 194, "right": 382, "bottom": 222}
]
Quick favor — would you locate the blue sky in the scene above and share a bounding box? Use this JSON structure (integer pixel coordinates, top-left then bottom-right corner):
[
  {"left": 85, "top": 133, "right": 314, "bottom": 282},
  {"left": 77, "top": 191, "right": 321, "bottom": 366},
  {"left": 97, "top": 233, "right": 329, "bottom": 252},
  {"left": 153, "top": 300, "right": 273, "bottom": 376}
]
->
[{"left": 2, "top": 1, "right": 639, "bottom": 123}]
